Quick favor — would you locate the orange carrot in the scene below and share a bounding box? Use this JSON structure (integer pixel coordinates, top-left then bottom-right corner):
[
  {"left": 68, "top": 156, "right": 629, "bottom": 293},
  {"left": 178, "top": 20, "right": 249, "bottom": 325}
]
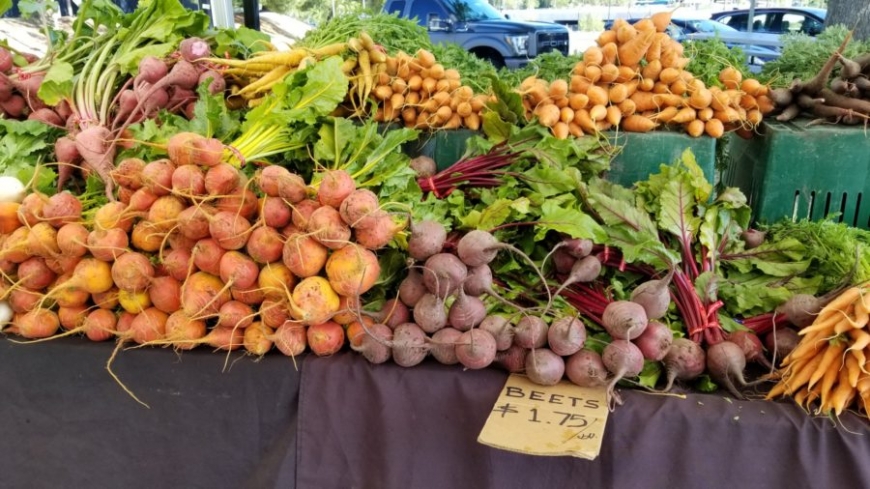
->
[
  {"left": 606, "top": 105, "right": 622, "bottom": 126},
  {"left": 671, "top": 106, "right": 696, "bottom": 124},
  {"left": 704, "top": 118, "right": 724, "bottom": 138},
  {"left": 602, "top": 42, "right": 618, "bottom": 65},
  {"left": 574, "top": 109, "right": 597, "bottom": 133},
  {"left": 685, "top": 119, "right": 705, "bottom": 137},
  {"left": 617, "top": 24, "right": 638, "bottom": 44},
  {"left": 618, "top": 30, "right": 656, "bottom": 67},
  {"left": 600, "top": 64, "right": 620, "bottom": 83},
  {"left": 569, "top": 92, "right": 590, "bottom": 110},
  {"left": 653, "top": 106, "right": 679, "bottom": 123},
  {"left": 651, "top": 8, "right": 678, "bottom": 32},
  {"left": 633, "top": 18, "right": 655, "bottom": 32},
  {"left": 586, "top": 85, "right": 608, "bottom": 106},
  {"left": 609, "top": 84, "right": 630, "bottom": 104},
  {"left": 617, "top": 98, "right": 637, "bottom": 116},
  {"left": 621, "top": 114, "right": 658, "bottom": 132},
  {"left": 616, "top": 65, "right": 637, "bottom": 83},
  {"left": 641, "top": 59, "right": 662, "bottom": 80},
  {"left": 570, "top": 75, "right": 591, "bottom": 94},
  {"left": 597, "top": 30, "right": 617, "bottom": 47},
  {"left": 584, "top": 65, "right": 602, "bottom": 83},
  {"left": 583, "top": 46, "right": 604, "bottom": 66}
]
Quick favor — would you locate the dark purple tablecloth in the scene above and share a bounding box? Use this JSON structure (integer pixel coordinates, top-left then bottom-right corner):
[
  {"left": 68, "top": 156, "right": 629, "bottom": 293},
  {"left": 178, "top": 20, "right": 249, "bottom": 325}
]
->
[
  {"left": 296, "top": 352, "right": 870, "bottom": 489},
  {"left": 0, "top": 338, "right": 301, "bottom": 489},
  {"left": 4, "top": 339, "right": 870, "bottom": 489}
]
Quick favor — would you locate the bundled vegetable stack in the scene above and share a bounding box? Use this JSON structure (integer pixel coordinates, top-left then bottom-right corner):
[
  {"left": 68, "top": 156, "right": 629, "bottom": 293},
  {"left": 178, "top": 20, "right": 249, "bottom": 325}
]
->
[
  {"left": 519, "top": 13, "right": 773, "bottom": 138},
  {"left": 0, "top": 47, "right": 41, "bottom": 119},
  {"left": 766, "top": 285, "right": 870, "bottom": 417},
  {"left": 0, "top": 131, "right": 403, "bottom": 362},
  {"left": 770, "top": 32, "right": 870, "bottom": 124},
  {"left": 364, "top": 48, "right": 488, "bottom": 131}
]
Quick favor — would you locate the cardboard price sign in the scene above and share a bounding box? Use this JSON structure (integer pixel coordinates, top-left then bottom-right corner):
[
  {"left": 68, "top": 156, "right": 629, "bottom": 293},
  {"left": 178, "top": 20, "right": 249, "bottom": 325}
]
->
[{"left": 477, "top": 374, "right": 609, "bottom": 459}]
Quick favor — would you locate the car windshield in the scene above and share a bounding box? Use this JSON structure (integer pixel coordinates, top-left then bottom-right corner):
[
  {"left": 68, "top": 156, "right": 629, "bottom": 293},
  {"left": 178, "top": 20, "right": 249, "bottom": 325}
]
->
[
  {"left": 683, "top": 19, "right": 736, "bottom": 33},
  {"left": 442, "top": 0, "right": 503, "bottom": 21}
]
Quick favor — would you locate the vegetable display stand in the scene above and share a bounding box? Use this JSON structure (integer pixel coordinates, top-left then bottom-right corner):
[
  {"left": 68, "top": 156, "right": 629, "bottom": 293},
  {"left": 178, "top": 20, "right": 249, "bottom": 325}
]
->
[
  {"left": 404, "top": 129, "right": 478, "bottom": 171},
  {"left": 725, "top": 119, "right": 870, "bottom": 229},
  {"left": 604, "top": 130, "right": 717, "bottom": 187}
]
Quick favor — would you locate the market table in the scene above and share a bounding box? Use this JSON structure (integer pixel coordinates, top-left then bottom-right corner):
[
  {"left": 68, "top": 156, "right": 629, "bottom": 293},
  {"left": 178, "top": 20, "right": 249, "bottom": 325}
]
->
[
  {"left": 4, "top": 340, "right": 870, "bottom": 489},
  {"left": 0, "top": 338, "right": 301, "bottom": 488},
  {"left": 297, "top": 352, "right": 870, "bottom": 489}
]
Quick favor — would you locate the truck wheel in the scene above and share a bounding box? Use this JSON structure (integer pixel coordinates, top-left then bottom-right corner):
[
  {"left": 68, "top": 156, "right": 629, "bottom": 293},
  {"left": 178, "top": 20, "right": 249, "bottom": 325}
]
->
[{"left": 471, "top": 49, "right": 505, "bottom": 69}]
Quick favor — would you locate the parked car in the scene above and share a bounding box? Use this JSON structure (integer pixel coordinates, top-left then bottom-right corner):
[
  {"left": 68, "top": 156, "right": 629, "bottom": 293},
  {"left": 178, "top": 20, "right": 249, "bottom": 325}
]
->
[
  {"left": 384, "top": 0, "right": 569, "bottom": 69},
  {"left": 710, "top": 7, "right": 826, "bottom": 36}
]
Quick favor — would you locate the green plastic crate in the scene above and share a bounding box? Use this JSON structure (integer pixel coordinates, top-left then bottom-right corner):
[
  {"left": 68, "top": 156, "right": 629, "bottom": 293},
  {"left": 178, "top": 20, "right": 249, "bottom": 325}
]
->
[
  {"left": 725, "top": 119, "right": 870, "bottom": 229},
  {"left": 605, "top": 130, "right": 717, "bottom": 187}
]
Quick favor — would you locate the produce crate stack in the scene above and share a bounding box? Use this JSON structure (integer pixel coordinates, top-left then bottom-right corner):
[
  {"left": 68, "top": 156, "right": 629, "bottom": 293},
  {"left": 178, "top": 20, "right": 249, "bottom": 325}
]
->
[{"left": 726, "top": 120, "right": 870, "bottom": 229}]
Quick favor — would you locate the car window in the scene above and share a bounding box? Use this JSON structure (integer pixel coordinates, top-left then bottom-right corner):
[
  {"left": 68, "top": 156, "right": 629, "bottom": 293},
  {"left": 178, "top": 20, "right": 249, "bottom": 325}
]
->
[
  {"left": 720, "top": 13, "right": 746, "bottom": 30},
  {"left": 782, "top": 13, "right": 805, "bottom": 34},
  {"left": 409, "top": 0, "right": 446, "bottom": 26},
  {"left": 801, "top": 15, "right": 824, "bottom": 35},
  {"left": 387, "top": 1, "right": 406, "bottom": 15}
]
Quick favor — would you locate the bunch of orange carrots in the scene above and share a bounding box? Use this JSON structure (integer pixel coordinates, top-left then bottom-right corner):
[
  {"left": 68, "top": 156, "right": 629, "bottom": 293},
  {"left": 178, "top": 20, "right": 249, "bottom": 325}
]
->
[
  {"left": 766, "top": 285, "right": 870, "bottom": 417},
  {"left": 520, "top": 11, "right": 775, "bottom": 138}
]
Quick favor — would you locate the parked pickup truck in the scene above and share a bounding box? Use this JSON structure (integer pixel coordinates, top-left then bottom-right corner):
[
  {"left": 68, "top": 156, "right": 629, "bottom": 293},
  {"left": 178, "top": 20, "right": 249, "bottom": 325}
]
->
[{"left": 384, "top": 0, "right": 570, "bottom": 69}]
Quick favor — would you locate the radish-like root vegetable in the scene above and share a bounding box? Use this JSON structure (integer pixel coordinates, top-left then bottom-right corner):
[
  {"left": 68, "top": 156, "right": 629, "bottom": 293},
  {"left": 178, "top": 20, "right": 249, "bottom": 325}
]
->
[
  {"left": 272, "top": 321, "right": 308, "bottom": 358},
  {"left": 10, "top": 308, "right": 60, "bottom": 339},
  {"left": 410, "top": 155, "right": 437, "bottom": 177},
  {"left": 728, "top": 330, "right": 773, "bottom": 370},
  {"left": 602, "top": 339, "right": 645, "bottom": 408},
  {"left": 317, "top": 170, "right": 356, "bottom": 208},
  {"left": 633, "top": 320, "right": 674, "bottom": 361},
  {"left": 741, "top": 229, "right": 767, "bottom": 249},
  {"left": 42, "top": 192, "right": 82, "bottom": 228},
  {"left": 257, "top": 263, "right": 296, "bottom": 301},
  {"left": 479, "top": 314, "right": 515, "bottom": 351},
  {"left": 447, "top": 285, "right": 486, "bottom": 331},
  {"left": 764, "top": 327, "right": 800, "bottom": 364},
  {"left": 407, "top": 220, "right": 447, "bottom": 260},
  {"left": 565, "top": 349, "right": 608, "bottom": 388},
  {"left": 142, "top": 159, "right": 176, "bottom": 197},
  {"left": 111, "top": 252, "right": 154, "bottom": 292},
  {"left": 181, "top": 272, "right": 231, "bottom": 317},
  {"left": 551, "top": 255, "right": 602, "bottom": 299},
  {"left": 325, "top": 243, "right": 380, "bottom": 297},
  {"left": 629, "top": 269, "right": 674, "bottom": 320},
  {"left": 75, "top": 127, "right": 117, "bottom": 199},
  {"left": 525, "top": 348, "right": 566, "bottom": 386},
  {"left": 494, "top": 344, "right": 527, "bottom": 373},
  {"left": 291, "top": 199, "right": 321, "bottom": 229},
  {"left": 307, "top": 321, "right": 345, "bottom": 356},
  {"left": 176, "top": 204, "right": 213, "bottom": 240},
  {"left": 373, "top": 298, "right": 411, "bottom": 329},
  {"left": 283, "top": 232, "right": 328, "bottom": 278},
  {"left": 706, "top": 340, "right": 752, "bottom": 399},
  {"left": 391, "top": 322, "right": 430, "bottom": 367},
  {"left": 305, "top": 205, "right": 351, "bottom": 250},
  {"left": 288, "top": 276, "right": 340, "bottom": 325},
  {"left": 457, "top": 230, "right": 550, "bottom": 307},
  {"left": 339, "top": 189, "right": 379, "bottom": 227},
  {"left": 83, "top": 308, "right": 117, "bottom": 342},
  {"left": 55, "top": 137, "right": 82, "bottom": 192},
  {"left": 87, "top": 228, "right": 129, "bottom": 262},
  {"left": 179, "top": 37, "right": 211, "bottom": 62},
  {"left": 662, "top": 337, "right": 706, "bottom": 391},
  {"left": 129, "top": 307, "right": 169, "bottom": 344},
  {"left": 352, "top": 322, "right": 393, "bottom": 364},
  {"left": 198, "top": 70, "right": 225, "bottom": 95},
  {"left": 413, "top": 293, "right": 447, "bottom": 333},
  {"left": 209, "top": 211, "right": 252, "bottom": 251},
  {"left": 246, "top": 226, "right": 284, "bottom": 264},
  {"left": 430, "top": 327, "right": 463, "bottom": 365},
  {"left": 514, "top": 316, "right": 548, "bottom": 349},
  {"left": 148, "top": 276, "right": 181, "bottom": 314},
  {"left": 243, "top": 322, "right": 274, "bottom": 356},
  {"left": 217, "top": 300, "right": 254, "bottom": 330},
  {"left": 455, "top": 328, "right": 497, "bottom": 370},
  {"left": 547, "top": 316, "right": 586, "bottom": 356},
  {"left": 776, "top": 293, "right": 832, "bottom": 328},
  {"left": 422, "top": 252, "right": 468, "bottom": 298},
  {"left": 399, "top": 267, "right": 427, "bottom": 307},
  {"left": 602, "top": 300, "right": 649, "bottom": 340}
]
